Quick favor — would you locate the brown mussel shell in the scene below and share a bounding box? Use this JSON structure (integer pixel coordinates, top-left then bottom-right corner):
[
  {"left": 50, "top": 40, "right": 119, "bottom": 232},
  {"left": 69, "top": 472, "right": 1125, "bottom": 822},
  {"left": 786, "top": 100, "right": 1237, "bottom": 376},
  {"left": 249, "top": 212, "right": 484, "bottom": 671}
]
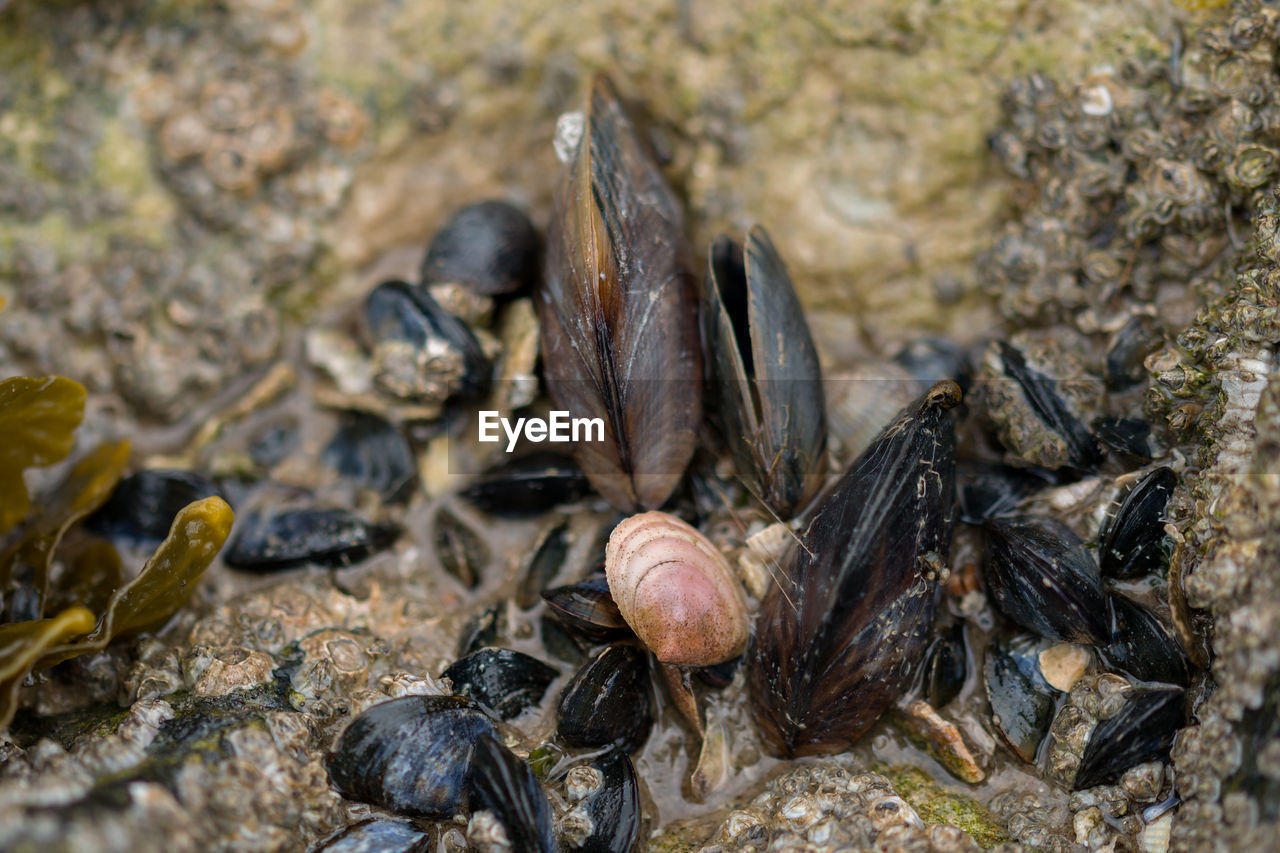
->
[
  {"left": 537, "top": 74, "right": 702, "bottom": 512},
  {"left": 748, "top": 380, "right": 961, "bottom": 757},
  {"left": 703, "top": 226, "right": 827, "bottom": 518}
]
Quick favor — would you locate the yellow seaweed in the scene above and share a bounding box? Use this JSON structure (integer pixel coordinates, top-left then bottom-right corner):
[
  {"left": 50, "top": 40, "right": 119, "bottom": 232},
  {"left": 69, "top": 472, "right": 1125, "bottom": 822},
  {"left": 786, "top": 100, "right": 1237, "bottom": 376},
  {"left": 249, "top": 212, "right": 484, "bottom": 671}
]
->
[
  {"left": 0, "top": 497, "right": 234, "bottom": 729},
  {"left": 0, "top": 376, "right": 87, "bottom": 534},
  {"left": 0, "top": 440, "right": 132, "bottom": 616},
  {"left": 0, "top": 606, "right": 95, "bottom": 729}
]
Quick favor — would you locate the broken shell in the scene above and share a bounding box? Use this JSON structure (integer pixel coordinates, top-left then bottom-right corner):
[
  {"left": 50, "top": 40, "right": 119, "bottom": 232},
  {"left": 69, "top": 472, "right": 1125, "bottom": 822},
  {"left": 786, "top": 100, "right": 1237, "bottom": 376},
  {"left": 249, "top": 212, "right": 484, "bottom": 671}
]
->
[{"left": 605, "top": 511, "right": 748, "bottom": 667}]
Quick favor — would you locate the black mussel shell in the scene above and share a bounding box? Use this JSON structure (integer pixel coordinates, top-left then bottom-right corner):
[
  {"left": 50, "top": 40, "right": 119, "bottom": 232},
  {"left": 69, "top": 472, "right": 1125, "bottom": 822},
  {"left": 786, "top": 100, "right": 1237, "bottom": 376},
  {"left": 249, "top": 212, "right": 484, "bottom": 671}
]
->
[
  {"left": 459, "top": 450, "right": 593, "bottom": 518},
  {"left": 364, "top": 279, "right": 491, "bottom": 399},
  {"left": 327, "top": 695, "right": 495, "bottom": 818},
  {"left": 224, "top": 508, "right": 399, "bottom": 571},
  {"left": 1074, "top": 683, "right": 1185, "bottom": 790},
  {"left": 85, "top": 469, "right": 220, "bottom": 545},
  {"left": 996, "top": 341, "right": 1104, "bottom": 471},
  {"left": 982, "top": 515, "right": 1111, "bottom": 645},
  {"left": 457, "top": 606, "right": 505, "bottom": 658},
  {"left": 542, "top": 574, "right": 631, "bottom": 640},
  {"left": 559, "top": 751, "right": 641, "bottom": 853},
  {"left": 537, "top": 73, "right": 702, "bottom": 512},
  {"left": 984, "top": 633, "right": 1059, "bottom": 763},
  {"left": 517, "top": 518, "right": 569, "bottom": 609},
  {"left": 1092, "top": 417, "right": 1154, "bottom": 466},
  {"left": 442, "top": 648, "right": 559, "bottom": 720},
  {"left": 703, "top": 226, "right": 827, "bottom": 518},
  {"left": 957, "top": 461, "right": 1055, "bottom": 525},
  {"left": 696, "top": 653, "right": 742, "bottom": 689},
  {"left": 748, "top": 381, "right": 960, "bottom": 757},
  {"left": 1098, "top": 466, "right": 1175, "bottom": 579},
  {"left": 421, "top": 200, "right": 539, "bottom": 296},
  {"left": 434, "top": 506, "right": 489, "bottom": 589},
  {"left": 468, "top": 732, "right": 556, "bottom": 853},
  {"left": 558, "top": 642, "right": 653, "bottom": 754},
  {"left": 311, "top": 818, "right": 432, "bottom": 853},
  {"left": 322, "top": 411, "right": 416, "bottom": 503},
  {"left": 919, "top": 622, "right": 968, "bottom": 709},
  {"left": 1102, "top": 594, "right": 1191, "bottom": 686}
]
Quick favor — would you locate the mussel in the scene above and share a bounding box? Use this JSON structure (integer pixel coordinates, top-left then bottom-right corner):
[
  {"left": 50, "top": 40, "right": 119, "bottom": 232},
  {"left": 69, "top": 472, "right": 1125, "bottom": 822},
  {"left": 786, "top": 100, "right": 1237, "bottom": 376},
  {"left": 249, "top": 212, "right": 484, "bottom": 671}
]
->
[
  {"left": 557, "top": 751, "right": 641, "bottom": 853},
  {"left": 421, "top": 200, "right": 540, "bottom": 296},
  {"left": 1101, "top": 594, "right": 1191, "bottom": 686},
  {"left": 85, "top": 469, "right": 220, "bottom": 545},
  {"left": 537, "top": 74, "right": 702, "bottom": 511},
  {"left": 1073, "top": 683, "right": 1185, "bottom": 790},
  {"left": 557, "top": 642, "right": 653, "bottom": 754},
  {"left": 983, "top": 633, "right": 1062, "bottom": 763},
  {"left": 468, "top": 732, "right": 556, "bottom": 853},
  {"left": 224, "top": 507, "right": 399, "bottom": 571},
  {"left": 748, "top": 381, "right": 961, "bottom": 756},
  {"left": 703, "top": 226, "right": 826, "bottom": 518},
  {"left": 1098, "top": 466, "right": 1175, "bottom": 579},
  {"left": 541, "top": 573, "right": 631, "bottom": 641},
  {"left": 442, "top": 648, "right": 559, "bottom": 720},
  {"left": 326, "top": 695, "right": 495, "bottom": 818},
  {"left": 364, "top": 279, "right": 491, "bottom": 402},
  {"left": 312, "top": 819, "right": 432, "bottom": 853},
  {"left": 322, "top": 411, "right": 417, "bottom": 503},
  {"left": 459, "top": 450, "right": 594, "bottom": 518},
  {"left": 982, "top": 515, "right": 1111, "bottom": 645}
]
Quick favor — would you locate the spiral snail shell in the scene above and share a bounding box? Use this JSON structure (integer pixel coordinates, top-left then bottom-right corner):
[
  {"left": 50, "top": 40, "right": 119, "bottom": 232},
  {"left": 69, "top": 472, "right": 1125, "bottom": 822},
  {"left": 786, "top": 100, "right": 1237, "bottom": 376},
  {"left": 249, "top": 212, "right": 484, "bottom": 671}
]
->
[{"left": 605, "top": 511, "right": 748, "bottom": 667}]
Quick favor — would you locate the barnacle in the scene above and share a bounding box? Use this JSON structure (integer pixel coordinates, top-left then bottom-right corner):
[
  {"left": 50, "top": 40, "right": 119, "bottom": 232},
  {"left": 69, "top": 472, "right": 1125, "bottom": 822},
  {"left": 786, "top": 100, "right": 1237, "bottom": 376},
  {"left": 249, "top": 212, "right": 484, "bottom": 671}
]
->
[{"left": 0, "top": 376, "right": 235, "bottom": 728}]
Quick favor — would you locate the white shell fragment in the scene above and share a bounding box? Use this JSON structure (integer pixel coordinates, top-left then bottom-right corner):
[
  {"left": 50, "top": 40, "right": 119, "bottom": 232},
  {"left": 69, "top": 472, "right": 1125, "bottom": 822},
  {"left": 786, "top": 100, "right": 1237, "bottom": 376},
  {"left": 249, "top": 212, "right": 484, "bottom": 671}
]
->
[{"left": 606, "top": 511, "right": 749, "bottom": 666}]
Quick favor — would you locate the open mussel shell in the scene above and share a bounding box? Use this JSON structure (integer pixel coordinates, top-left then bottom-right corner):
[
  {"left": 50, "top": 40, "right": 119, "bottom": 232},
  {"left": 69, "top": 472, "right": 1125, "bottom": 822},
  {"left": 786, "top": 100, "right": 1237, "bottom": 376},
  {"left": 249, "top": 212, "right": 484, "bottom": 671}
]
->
[
  {"left": 1073, "top": 683, "right": 1186, "bottom": 790},
  {"left": 748, "top": 381, "right": 960, "bottom": 757},
  {"left": 703, "top": 226, "right": 826, "bottom": 518},
  {"left": 311, "top": 819, "right": 432, "bottom": 853},
  {"left": 364, "top": 279, "right": 491, "bottom": 401},
  {"left": 557, "top": 642, "right": 653, "bottom": 754},
  {"left": 442, "top": 647, "right": 559, "bottom": 720},
  {"left": 537, "top": 73, "right": 702, "bottom": 512},
  {"left": 321, "top": 411, "right": 416, "bottom": 503},
  {"left": 84, "top": 469, "right": 220, "bottom": 545},
  {"left": 557, "top": 751, "right": 642, "bottom": 853},
  {"left": 541, "top": 573, "right": 632, "bottom": 641},
  {"left": 468, "top": 732, "right": 556, "bottom": 853},
  {"left": 982, "top": 515, "right": 1112, "bottom": 645},
  {"left": 984, "top": 634, "right": 1061, "bottom": 763},
  {"left": 1102, "top": 594, "right": 1191, "bottom": 686},
  {"left": 420, "top": 200, "right": 540, "bottom": 296},
  {"left": 1098, "top": 466, "right": 1175, "bottom": 579},
  {"left": 224, "top": 507, "right": 399, "bottom": 571},
  {"left": 326, "top": 695, "right": 495, "bottom": 818},
  {"left": 458, "top": 450, "right": 593, "bottom": 518}
]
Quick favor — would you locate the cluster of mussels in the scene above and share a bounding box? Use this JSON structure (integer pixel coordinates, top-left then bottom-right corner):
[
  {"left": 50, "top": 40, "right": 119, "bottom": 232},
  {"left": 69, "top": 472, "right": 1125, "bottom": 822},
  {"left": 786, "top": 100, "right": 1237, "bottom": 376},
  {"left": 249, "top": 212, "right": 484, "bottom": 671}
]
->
[
  {"left": 279, "top": 72, "right": 1204, "bottom": 852},
  {"left": 20, "top": 67, "right": 1215, "bottom": 851}
]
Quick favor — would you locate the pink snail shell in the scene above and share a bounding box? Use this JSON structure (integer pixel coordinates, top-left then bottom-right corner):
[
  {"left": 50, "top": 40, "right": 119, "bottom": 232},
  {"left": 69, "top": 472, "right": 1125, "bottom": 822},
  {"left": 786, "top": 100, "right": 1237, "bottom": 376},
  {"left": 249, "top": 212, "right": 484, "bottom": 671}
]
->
[{"left": 605, "top": 511, "right": 749, "bottom": 667}]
